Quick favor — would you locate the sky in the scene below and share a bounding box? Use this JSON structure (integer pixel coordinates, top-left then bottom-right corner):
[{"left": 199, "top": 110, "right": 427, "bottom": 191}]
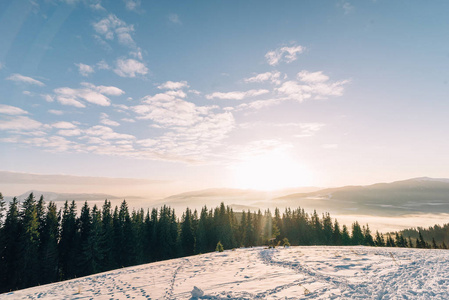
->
[{"left": 1, "top": 0, "right": 449, "bottom": 198}]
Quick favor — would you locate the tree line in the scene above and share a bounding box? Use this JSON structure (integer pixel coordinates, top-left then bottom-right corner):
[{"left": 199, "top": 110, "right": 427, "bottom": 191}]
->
[{"left": 0, "top": 192, "right": 445, "bottom": 293}]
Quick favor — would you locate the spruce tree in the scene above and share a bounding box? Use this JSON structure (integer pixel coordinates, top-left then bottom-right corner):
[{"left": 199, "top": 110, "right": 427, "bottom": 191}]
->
[
  {"left": 351, "top": 222, "right": 364, "bottom": 245},
  {"left": 59, "top": 201, "right": 78, "bottom": 280},
  {"left": 332, "top": 220, "right": 342, "bottom": 245},
  {"left": 1, "top": 198, "right": 21, "bottom": 292},
  {"left": 18, "top": 193, "right": 41, "bottom": 288},
  {"left": 39, "top": 201, "right": 60, "bottom": 284},
  {"left": 195, "top": 206, "right": 209, "bottom": 254},
  {"left": 180, "top": 208, "right": 195, "bottom": 256}
]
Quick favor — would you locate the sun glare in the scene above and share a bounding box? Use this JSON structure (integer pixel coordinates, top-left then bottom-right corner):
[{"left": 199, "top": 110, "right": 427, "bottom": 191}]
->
[{"left": 230, "top": 149, "right": 312, "bottom": 191}]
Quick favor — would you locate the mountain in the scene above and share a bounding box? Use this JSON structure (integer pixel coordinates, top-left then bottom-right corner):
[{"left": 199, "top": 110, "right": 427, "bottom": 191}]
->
[
  {"left": 3, "top": 246, "right": 447, "bottom": 299},
  {"left": 151, "top": 186, "right": 321, "bottom": 212},
  {"left": 276, "top": 178, "right": 449, "bottom": 216}
]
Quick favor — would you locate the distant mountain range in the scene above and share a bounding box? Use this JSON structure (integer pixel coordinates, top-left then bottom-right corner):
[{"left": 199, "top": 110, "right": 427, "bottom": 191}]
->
[{"left": 5, "top": 177, "right": 449, "bottom": 217}]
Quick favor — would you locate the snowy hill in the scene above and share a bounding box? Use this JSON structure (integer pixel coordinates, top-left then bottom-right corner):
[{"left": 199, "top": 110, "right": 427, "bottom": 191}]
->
[{"left": 3, "top": 246, "right": 449, "bottom": 299}]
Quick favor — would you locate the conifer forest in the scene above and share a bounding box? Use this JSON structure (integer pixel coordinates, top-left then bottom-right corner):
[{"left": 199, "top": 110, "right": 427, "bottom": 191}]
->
[{"left": 0, "top": 192, "right": 444, "bottom": 293}]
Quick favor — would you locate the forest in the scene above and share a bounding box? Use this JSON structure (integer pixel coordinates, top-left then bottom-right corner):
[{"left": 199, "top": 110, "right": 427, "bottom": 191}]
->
[{"left": 0, "top": 192, "right": 445, "bottom": 293}]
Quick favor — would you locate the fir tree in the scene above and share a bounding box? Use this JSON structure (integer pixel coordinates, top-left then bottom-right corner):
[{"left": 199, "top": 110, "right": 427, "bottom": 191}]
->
[
  {"left": 39, "top": 201, "right": 60, "bottom": 284},
  {"left": 180, "top": 208, "right": 195, "bottom": 256},
  {"left": 351, "top": 222, "right": 364, "bottom": 245},
  {"left": 18, "top": 193, "right": 41, "bottom": 288}
]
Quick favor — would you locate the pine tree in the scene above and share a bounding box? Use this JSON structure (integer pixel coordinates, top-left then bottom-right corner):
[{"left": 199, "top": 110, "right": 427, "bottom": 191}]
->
[
  {"left": 341, "top": 225, "right": 351, "bottom": 245},
  {"left": 18, "top": 193, "right": 41, "bottom": 288},
  {"left": 1, "top": 198, "right": 21, "bottom": 292},
  {"left": 322, "top": 213, "right": 333, "bottom": 245},
  {"left": 375, "top": 231, "right": 385, "bottom": 247},
  {"left": 180, "top": 208, "right": 195, "bottom": 256},
  {"left": 332, "top": 220, "right": 342, "bottom": 245},
  {"left": 432, "top": 237, "right": 438, "bottom": 249},
  {"left": 363, "top": 225, "right": 375, "bottom": 246},
  {"left": 59, "top": 201, "right": 78, "bottom": 280},
  {"left": 351, "top": 222, "right": 364, "bottom": 245},
  {"left": 39, "top": 201, "right": 60, "bottom": 284},
  {"left": 101, "top": 200, "right": 114, "bottom": 271},
  {"left": 195, "top": 206, "right": 209, "bottom": 254}
]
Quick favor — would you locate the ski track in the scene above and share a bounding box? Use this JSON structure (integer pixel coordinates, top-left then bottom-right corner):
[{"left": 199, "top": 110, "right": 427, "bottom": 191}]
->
[{"left": 2, "top": 246, "right": 449, "bottom": 299}]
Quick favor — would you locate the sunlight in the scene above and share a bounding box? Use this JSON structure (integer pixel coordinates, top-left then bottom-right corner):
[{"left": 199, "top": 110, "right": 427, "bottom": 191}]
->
[{"left": 230, "top": 148, "right": 312, "bottom": 191}]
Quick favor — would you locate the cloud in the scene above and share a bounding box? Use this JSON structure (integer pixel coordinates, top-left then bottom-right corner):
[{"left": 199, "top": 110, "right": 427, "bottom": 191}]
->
[
  {"left": 206, "top": 89, "right": 269, "bottom": 100},
  {"left": 297, "top": 70, "right": 329, "bottom": 83},
  {"left": 338, "top": 1, "right": 355, "bottom": 14},
  {"left": 130, "top": 90, "right": 235, "bottom": 161},
  {"left": 277, "top": 71, "right": 349, "bottom": 101},
  {"left": 158, "top": 81, "right": 189, "bottom": 90},
  {"left": 75, "top": 63, "right": 94, "bottom": 76},
  {"left": 244, "top": 71, "right": 281, "bottom": 85},
  {"left": 96, "top": 60, "right": 110, "bottom": 70},
  {"left": 168, "top": 13, "right": 181, "bottom": 24},
  {"left": 57, "top": 129, "right": 82, "bottom": 136},
  {"left": 48, "top": 109, "right": 64, "bottom": 115},
  {"left": 93, "top": 14, "right": 136, "bottom": 48},
  {"left": 121, "top": 118, "right": 135, "bottom": 123},
  {"left": 114, "top": 58, "right": 148, "bottom": 77},
  {"left": 100, "top": 113, "right": 120, "bottom": 127},
  {"left": 52, "top": 121, "right": 76, "bottom": 129},
  {"left": 294, "top": 123, "right": 325, "bottom": 137},
  {"left": 0, "top": 116, "right": 42, "bottom": 131},
  {"left": 0, "top": 104, "right": 28, "bottom": 115},
  {"left": 6, "top": 73, "right": 45, "bottom": 86},
  {"left": 123, "top": 0, "right": 140, "bottom": 11},
  {"left": 265, "top": 44, "right": 304, "bottom": 66},
  {"left": 51, "top": 83, "right": 123, "bottom": 108},
  {"left": 84, "top": 125, "right": 135, "bottom": 141}
]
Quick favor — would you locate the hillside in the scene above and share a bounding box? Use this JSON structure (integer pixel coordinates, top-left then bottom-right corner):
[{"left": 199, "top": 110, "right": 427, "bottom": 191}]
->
[
  {"left": 3, "top": 246, "right": 448, "bottom": 299},
  {"left": 276, "top": 178, "right": 449, "bottom": 216}
]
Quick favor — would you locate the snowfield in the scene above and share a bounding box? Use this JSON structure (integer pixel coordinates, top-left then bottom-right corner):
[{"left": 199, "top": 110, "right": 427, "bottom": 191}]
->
[{"left": 3, "top": 246, "right": 449, "bottom": 299}]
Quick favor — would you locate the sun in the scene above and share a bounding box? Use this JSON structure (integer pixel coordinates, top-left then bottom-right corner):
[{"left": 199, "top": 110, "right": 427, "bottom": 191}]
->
[{"left": 230, "top": 148, "right": 312, "bottom": 191}]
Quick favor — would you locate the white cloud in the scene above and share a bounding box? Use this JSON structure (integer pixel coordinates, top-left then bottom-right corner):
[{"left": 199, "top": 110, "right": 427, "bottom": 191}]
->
[
  {"left": 81, "top": 82, "right": 125, "bottom": 96},
  {"left": 158, "top": 81, "right": 189, "bottom": 90},
  {"left": 0, "top": 116, "right": 42, "bottom": 131},
  {"left": 121, "top": 118, "right": 135, "bottom": 123},
  {"left": 52, "top": 83, "right": 123, "bottom": 108},
  {"left": 206, "top": 89, "right": 269, "bottom": 100},
  {"left": 52, "top": 121, "right": 76, "bottom": 129},
  {"left": 123, "top": 0, "right": 140, "bottom": 11},
  {"left": 244, "top": 71, "right": 281, "bottom": 85},
  {"left": 48, "top": 109, "right": 64, "bottom": 115},
  {"left": 76, "top": 63, "right": 95, "bottom": 76},
  {"left": 85, "top": 125, "right": 135, "bottom": 140},
  {"left": 100, "top": 113, "right": 120, "bottom": 127},
  {"left": 97, "top": 60, "right": 110, "bottom": 70},
  {"left": 93, "top": 14, "right": 136, "bottom": 48},
  {"left": 265, "top": 44, "right": 304, "bottom": 66},
  {"left": 297, "top": 70, "right": 329, "bottom": 83},
  {"left": 57, "top": 129, "right": 82, "bottom": 136},
  {"left": 339, "top": 1, "right": 355, "bottom": 14},
  {"left": 56, "top": 96, "right": 86, "bottom": 108},
  {"left": 114, "top": 58, "right": 148, "bottom": 77},
  {"left": 0, "top": 104, "right": 28, "bottom": 115},
  {"left": 6, "top": 73, "right": 45, "bottom": 86},
  {"left": 42, "top": 94, "right": 54, "bottom": 102},
  {"left": 294, "top": 123, "right": 325, "bottom": 137},
  {"left": 168, "top": 13, "right": 181, "bottom": 24}
]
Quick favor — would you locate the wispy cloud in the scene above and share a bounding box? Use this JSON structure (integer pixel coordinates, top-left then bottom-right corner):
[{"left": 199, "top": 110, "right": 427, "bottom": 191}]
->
[
  {"left": 244, "top": 71, "right": 281, "bottom": 85},
  {"left": 206, "top": 89, "right": 269, "bottom": 100},
  {"left": 265, "top": 44, "right": 304, "bottom": 66},
  {"left": 51, "top": 83, "right": 124, "bottom": 108},
  {"left": 168, "top": 13, "right": 181, "bottom": 24},
  {"left": 338, "top": 0, "right": 355, "bottom": 14},
  {"left": 123, "top": 0, "right": 140, "bottom": 11},
  {"left": 0, "top": 104, "right": 29, "bottom": 115},
  {"left": 158, "top": 81, "right": 189, "bottom": 90},
  {"left": 48, "top": 109, "right": 64, "bottom": 115},
  {"left": 100, "top": 112, "right": 120, "bottom": 127},
  {"left": 0, "top": 116, "right": 42, "bottom": 131},
  {"left": 114, "top": 58, "right": 148, "bottom": 77},
  {"left": 93, "top": 14, "right": 136, "bottom": 48},
  {"left": 52, "top": 121, "right": 77, "bottom": 129},
  {"left": 75, "top": 63, "right": 95, "bottom": 76},
  {"left": 6, "top": 74, "right": 45, "bottom": 86}
]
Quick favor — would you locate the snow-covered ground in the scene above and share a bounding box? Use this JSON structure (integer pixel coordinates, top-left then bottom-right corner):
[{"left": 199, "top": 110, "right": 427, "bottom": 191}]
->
[{"left": 3, "top": 246, "right": 449, "bottom": 299}]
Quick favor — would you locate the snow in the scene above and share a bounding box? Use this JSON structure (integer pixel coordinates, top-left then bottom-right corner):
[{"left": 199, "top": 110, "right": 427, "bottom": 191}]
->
[{"left": 3, "top": 246, "right": 449, "bottom": 299}]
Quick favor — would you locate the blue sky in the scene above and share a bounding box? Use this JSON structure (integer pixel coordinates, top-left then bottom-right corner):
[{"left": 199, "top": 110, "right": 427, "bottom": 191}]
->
[{"left": 1, "top": 0, "right": 449, "bottom": 197}]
